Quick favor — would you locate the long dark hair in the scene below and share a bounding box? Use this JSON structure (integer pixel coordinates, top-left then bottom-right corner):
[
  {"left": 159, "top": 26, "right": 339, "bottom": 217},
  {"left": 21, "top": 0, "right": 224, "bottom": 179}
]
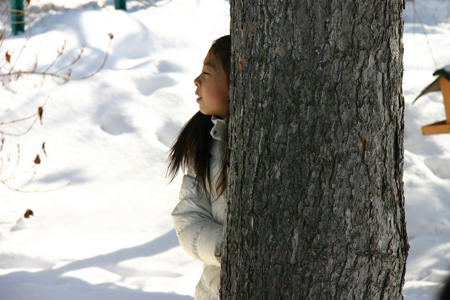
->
[{"left": 167, "top": 35, "right": 231, "bottom": 196}]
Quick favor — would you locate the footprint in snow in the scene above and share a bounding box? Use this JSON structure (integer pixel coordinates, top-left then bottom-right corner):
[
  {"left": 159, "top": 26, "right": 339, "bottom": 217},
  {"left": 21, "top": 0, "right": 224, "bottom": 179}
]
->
[
  {"left": 156, "top": 60, "right": 183, "bottom": 73},
  {"left": 100, "top": 114, "right": 135, "bottom": 135},
  {"left": 135, "top": 75, "right": 177, "bottom": 96}
]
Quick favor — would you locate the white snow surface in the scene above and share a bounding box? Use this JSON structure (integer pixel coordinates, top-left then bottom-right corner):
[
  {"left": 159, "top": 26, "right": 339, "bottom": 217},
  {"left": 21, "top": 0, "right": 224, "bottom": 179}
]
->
[{"left": 0, "top": 0, "right": 449, "bottom": 299}]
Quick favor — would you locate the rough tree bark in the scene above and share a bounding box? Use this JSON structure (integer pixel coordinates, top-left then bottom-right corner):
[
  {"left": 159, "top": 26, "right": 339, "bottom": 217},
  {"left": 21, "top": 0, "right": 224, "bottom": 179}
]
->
[{"left": 221, "top": 1, "right": 408, "bottom": 299}]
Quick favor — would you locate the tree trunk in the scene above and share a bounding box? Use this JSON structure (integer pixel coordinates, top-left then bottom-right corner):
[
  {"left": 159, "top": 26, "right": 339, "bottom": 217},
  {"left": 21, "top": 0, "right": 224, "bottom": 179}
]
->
[{"left": 221, "top": 1, "right": 408, "bottom": 299}]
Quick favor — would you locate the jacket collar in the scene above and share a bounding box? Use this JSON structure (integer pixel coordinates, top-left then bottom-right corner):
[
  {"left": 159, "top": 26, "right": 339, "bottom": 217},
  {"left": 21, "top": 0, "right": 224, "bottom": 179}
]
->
[{"left": 210, "top": 116, "right": 227, "bottom": 142}]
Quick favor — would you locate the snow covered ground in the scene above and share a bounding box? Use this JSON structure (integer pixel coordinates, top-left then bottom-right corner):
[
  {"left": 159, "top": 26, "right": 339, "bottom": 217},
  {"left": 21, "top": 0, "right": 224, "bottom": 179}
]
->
[
  {"left": 0, "top": 0, "right": 449, "bottom": 299},
  {"left": 402, "top": 1, "right": 450, "bottom": 299}
]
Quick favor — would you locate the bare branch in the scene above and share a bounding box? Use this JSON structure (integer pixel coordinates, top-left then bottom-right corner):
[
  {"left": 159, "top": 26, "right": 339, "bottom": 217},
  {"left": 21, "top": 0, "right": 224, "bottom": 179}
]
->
[
  {"left": 0, "top": 139, "right": 70, "bottom": 193},
  {"left": 43, "top": 38, "right": 66, "bottom": 74},
  {"left": 2, "top": 181, "right": 70, "bottom": 193},
  {"left": 0, "top": 32, "right": 111, "bottom": 195},
  {"left": 53, "top": 43, "right": 83, "bottom": 74},
  {"left": 0, "top": 33, "right": 112, "bottom": 86}
]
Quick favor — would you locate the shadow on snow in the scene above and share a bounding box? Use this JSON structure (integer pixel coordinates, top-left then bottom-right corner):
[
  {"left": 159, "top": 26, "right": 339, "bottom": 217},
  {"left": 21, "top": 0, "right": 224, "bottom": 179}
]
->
[{"left": 0, "top": 229, "right": 193, "bottom": 300}]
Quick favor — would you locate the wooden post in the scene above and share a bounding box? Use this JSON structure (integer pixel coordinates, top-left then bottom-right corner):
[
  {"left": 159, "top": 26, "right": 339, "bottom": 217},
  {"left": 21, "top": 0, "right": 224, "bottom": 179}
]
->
[
  {"left": 115, "top": 0, "right": 126, "bottom": 10},
  {"left": 11, "top": 0, "right": 25, "bottom": 35},
  {"left": 422, "top": 77, "right": 450, "bottom": 135}
]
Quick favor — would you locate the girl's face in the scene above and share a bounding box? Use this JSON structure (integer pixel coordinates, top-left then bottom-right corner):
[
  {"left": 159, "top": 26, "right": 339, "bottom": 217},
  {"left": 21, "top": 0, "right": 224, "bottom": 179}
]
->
[{"left": 194, "top": 50, "right": 229, "bottom": 119}]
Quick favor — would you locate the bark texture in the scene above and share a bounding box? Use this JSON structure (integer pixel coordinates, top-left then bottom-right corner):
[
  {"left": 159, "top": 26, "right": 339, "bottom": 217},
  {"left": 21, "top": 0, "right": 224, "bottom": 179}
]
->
[{"left": 221, "top": 1, "right": 408, "bottom": 299}]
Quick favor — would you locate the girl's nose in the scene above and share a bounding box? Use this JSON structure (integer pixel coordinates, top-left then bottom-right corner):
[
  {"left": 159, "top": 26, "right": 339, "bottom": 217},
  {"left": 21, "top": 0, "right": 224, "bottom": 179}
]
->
[{"left": 194, "top": 75, "right": 200, "bottom": 86}]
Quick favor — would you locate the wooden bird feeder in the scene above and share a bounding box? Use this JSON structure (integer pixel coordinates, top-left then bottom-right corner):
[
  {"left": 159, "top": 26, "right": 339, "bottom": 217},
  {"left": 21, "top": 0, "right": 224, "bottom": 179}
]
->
[{"left": 421, "top": 77, "right": 450, "bottom": 135}]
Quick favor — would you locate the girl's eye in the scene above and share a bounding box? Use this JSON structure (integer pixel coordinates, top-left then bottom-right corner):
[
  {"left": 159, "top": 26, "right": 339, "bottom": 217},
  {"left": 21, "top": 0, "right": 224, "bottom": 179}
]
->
[{"left": 202, "top": 71, "right": 209, "bottom": 75}]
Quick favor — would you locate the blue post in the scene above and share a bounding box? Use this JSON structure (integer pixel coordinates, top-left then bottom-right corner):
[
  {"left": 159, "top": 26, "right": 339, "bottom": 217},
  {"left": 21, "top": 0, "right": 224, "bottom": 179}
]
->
[
  {"left": 11, "top": 0, "right": 25, "bottom": 35},
  {"left": 115, "top": 0, "right": 126, "bottom": 10}
]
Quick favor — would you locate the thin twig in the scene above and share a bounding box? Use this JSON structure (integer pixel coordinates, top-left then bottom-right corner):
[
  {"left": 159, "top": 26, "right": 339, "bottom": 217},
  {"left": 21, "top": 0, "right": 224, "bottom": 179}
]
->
[
  {"left": 412, "top": 0, "right": 437, "bottom": 69},
  {"left": 136, "top": 0, "right": 172, "bottom": 7},
  {"left": 64, "top": 34, "right": 112, "bottom": 80},
  {"left": 0, "top": 112, "right": 36, "bottom": 125},
  {"left": 0, "top": 117, "right": 38, "bottom": 136},
  {"left": 1, "top": 154, "right": 11, "bottom": 177},
  {"left": 15, "top": 166, "right": 37, "bottom": 190},
  {"left": 2, "top": 182, "right": 70, "bottom": 193},
  {"left": 0, "top": 97, "right": 48, "bottom": 136},
  {"left": 0, "top": 15, "right": 41, "bottom": 24},
  {"left": 53, "top": 43, "right": 83, "bottom": 74},
  {"left": 4, "top": 164, "right": 36, "bottom": 182},
  {"left": 6, "top": 144, "right": 46, "bottom": 188},
  {"left": 43, "top": 38, "right": 66, "bottom": 74},
  {"left": 10, "top": 144, "right": 21, "bottom": 187},
  {"left": 0, "top": 29, "right": 8, "bottom": 48},
  {"left": 0, "top": 216, "right": 22, "bottom": 224},
  {"left": 9, "top": 37, "right": 30, "bottom": 74}
]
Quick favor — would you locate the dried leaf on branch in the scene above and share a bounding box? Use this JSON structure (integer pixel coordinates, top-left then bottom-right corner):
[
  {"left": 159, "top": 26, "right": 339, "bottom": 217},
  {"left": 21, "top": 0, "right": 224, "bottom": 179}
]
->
[
  {"left": 41, "top": 142, "right": 47, "bottom": 157},
  {"left": 38, "top": 106, "right": 43, "bottom": 124},
  {"left": 23, "top": 209, "right": 34, "bottom": 218},
  {"left": 0, "top": 96, "right": 48, "bottom": 136}
]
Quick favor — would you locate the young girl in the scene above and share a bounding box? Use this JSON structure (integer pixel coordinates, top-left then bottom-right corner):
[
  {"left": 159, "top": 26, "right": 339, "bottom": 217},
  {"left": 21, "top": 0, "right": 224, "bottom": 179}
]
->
[{"left": 168, "top": 35, "right": 231, "bottom": 300}]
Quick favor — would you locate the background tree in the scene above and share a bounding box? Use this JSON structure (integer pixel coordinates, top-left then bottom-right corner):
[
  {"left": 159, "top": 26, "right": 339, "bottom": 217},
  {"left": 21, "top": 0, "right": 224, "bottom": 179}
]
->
[{"left": 221, "top": 1, "right": 408, "bottom": 299}]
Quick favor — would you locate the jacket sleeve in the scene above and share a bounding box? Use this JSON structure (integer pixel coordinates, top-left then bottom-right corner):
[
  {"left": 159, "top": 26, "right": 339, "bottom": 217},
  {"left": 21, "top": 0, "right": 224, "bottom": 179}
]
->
[{"left": 172, "top": 171, "right": 223, "bottom": 267}]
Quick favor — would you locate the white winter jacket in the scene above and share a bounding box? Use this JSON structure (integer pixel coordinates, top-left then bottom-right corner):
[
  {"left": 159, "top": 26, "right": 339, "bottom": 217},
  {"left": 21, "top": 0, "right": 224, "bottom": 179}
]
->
[{"left": 172, "top": 116, "right": 227, "bottom": 300}]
